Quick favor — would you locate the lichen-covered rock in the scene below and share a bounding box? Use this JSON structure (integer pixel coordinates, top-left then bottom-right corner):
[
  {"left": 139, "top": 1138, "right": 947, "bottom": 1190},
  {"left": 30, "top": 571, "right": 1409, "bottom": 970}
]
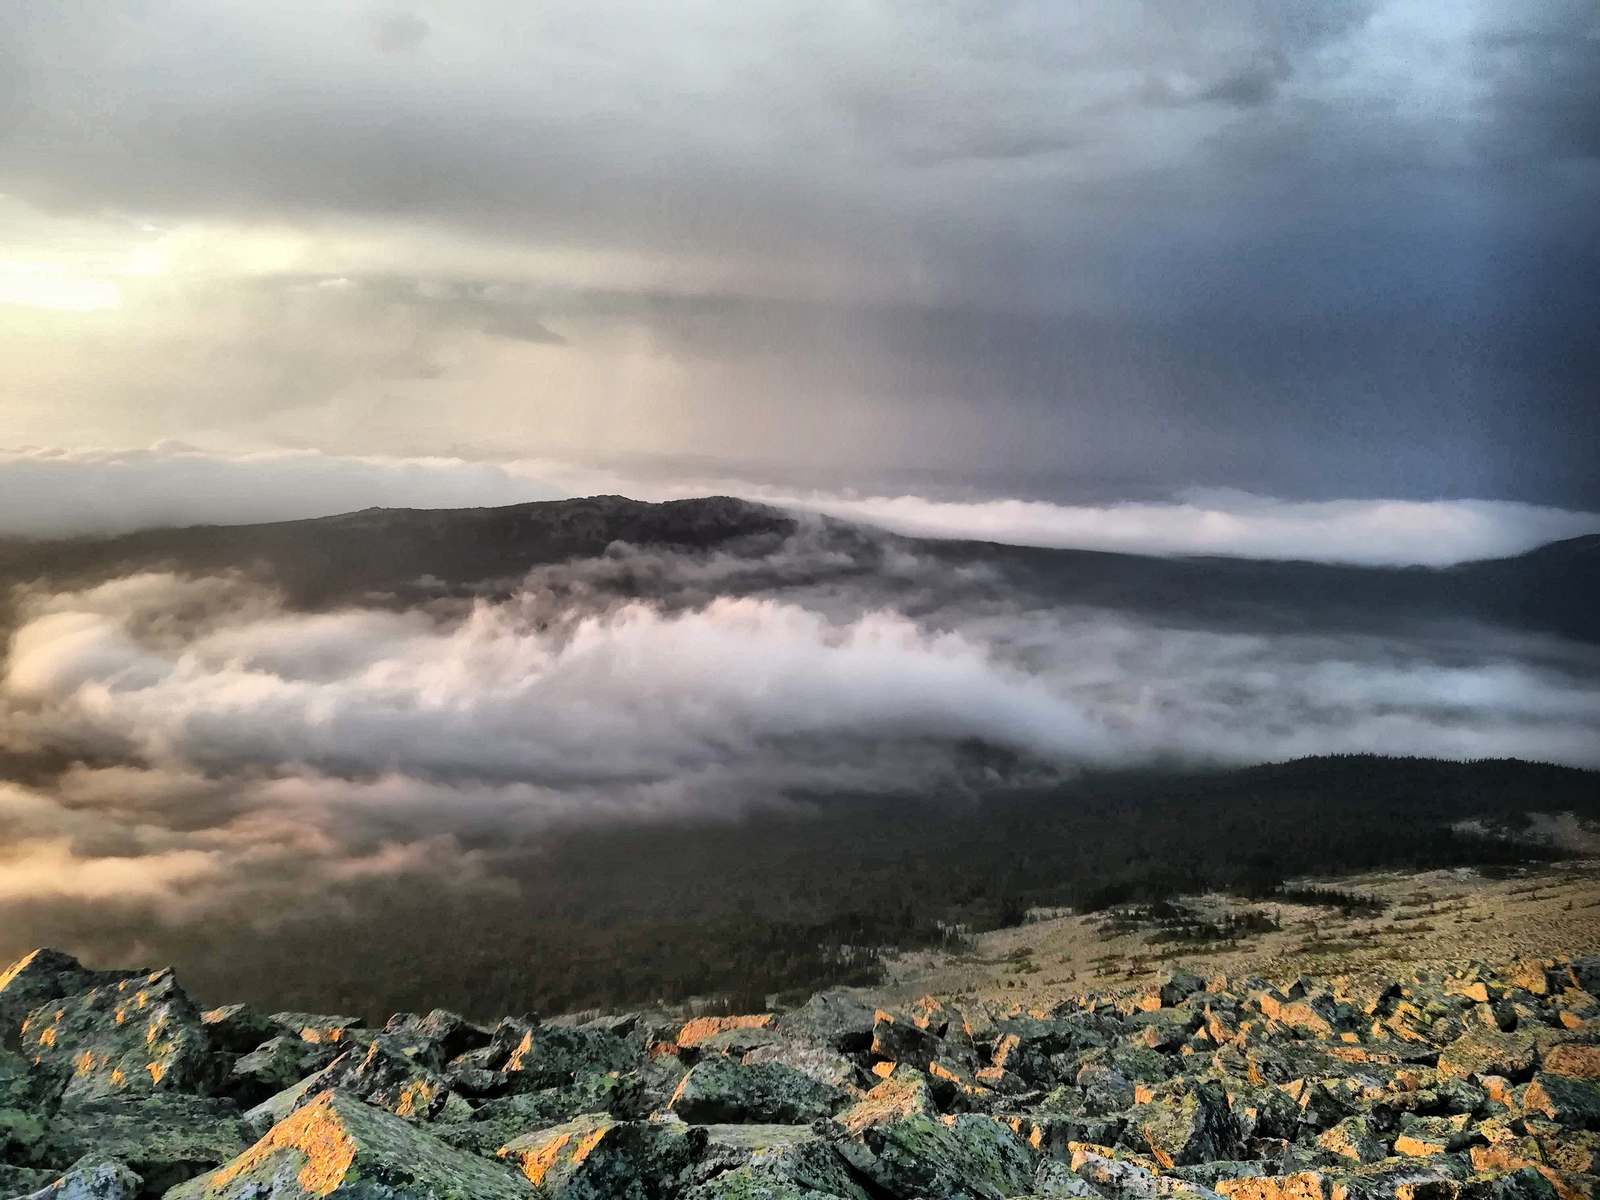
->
[
  {"left": 168, "top": 1088, "right": 530, "bottom": 1200},
  {"left": 741, "top": 1042, "right": 861, "bottom": 1091},
  {"left": 1523, "top": 1074, "right": 1600, "bottom": 1129},
  {"left": 1031, "top": 1158, "right": 1104, "bottom": 1197},
  {"left": 13, "top": 1159, "right": 142, "bottom": 1200},
  {"left": 676, "top": 1018, "right": 776, "bottom": 1057},
  {"left": 1392, "top": 1113, "right": 1474, "bottom": 1157},
  {"left": 1, "top": 1164, "right": 60, "bottom": 1194},
  {"left": 1, "top": 952, "right": 133, "bottom": 1051},
  {"left": 686, "top": 1136, "right": 868, "bottom": 1200},
  {"left": 1071, "top": 1147, "right": 1222, "bottom": 1200},
  {"left": 831, "top": 1111, "right": 1036, "bottom": 1199},
  {"left": 200, "top": 1006, "right": 280, "bottom": 1056},
  {"left": 691, "top": 1028, "right": 788, "bottom": 1060},
  {"left": 1470, "top": 1166, "right": 1561, "bottom": 1200},
  {"left": 435, "top": 1074, "right": 644, "bottom": 1157},
  {"left": 38, "top": 1094, "right": 251, "bottom": 1194},
  {"left": 834, "top": 1067, "right": 936, "bottom": 1134},
  {"left": 1437, "top": 1032, "right": 1538, "bottom": 1083},
  {"left": 775, "top": 994, "right": 877, "bottom": 1055},
  {"left": 386, "top": 1010, "right": 492, "bottom": 1062},
  {"left": 20, "top": 969, "right": 220, "bottom": 1103},
  {"left": 289, "top": 1035, "right": 457, "bottom": 1121},
  {"left": 670, "top": 1057, "right": 847, "bottom": 1125},
  {"left": 266, "top": 1013, "right": 363, "bottom": 1046},
  {"left": 505, "top": 1025, "right": 638, "bottom": 1090},
  {"left": 1320, "top": 1116, "right": 1390, "bottom": 1164},
  {"left": 497, "top": 1113, "right": 704, "bottom": 1199},
  {"left": 226, "top": 1037, "right": 336, "bottom": 1108},
  {"left": 870, "top": 1011, "right": 945, "bottom": 1073},
  {"left": 1130, "top": 1081, "right": 1243, "bottom": 1169},
  {"left": 1542, "top": 1046, "right": 1600, "bottom": 1083}
]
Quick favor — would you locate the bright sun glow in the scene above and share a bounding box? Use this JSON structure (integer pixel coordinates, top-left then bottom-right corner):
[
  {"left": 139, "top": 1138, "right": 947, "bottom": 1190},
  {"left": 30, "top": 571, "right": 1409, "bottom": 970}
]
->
[{"left": 0, "top": 263, "right": 122, "bottom": 312}]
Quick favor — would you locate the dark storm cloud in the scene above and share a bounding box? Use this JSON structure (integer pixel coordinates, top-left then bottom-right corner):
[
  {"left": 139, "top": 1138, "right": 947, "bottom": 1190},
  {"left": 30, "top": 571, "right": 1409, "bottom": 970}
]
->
[{"left": 1, "top": 0, "right": 1596, "bottom": 502}]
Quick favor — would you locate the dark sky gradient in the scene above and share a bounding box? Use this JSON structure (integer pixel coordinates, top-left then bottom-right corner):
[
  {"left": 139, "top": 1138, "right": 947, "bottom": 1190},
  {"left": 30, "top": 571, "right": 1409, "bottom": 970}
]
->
[{"left": 1, "top": 0, "right": 1596, "bottom": 505}]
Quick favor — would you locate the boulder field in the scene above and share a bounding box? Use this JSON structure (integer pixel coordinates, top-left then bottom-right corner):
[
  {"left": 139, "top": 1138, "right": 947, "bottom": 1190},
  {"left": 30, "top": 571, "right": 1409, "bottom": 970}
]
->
[{"left": 1, "top": 948, "right": 1598, "bottom": 1200}]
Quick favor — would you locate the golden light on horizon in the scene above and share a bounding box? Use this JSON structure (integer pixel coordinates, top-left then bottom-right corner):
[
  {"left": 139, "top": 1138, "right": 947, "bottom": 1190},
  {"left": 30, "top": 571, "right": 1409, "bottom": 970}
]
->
[{"left": 0, "top": 263, "right": 121, "bottom": 313}]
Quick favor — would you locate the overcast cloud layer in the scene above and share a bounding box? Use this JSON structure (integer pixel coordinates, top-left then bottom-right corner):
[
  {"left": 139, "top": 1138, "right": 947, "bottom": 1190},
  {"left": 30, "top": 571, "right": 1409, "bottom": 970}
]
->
[{"left": 2, "top": 1, "right": 1598, "bottom": 504}]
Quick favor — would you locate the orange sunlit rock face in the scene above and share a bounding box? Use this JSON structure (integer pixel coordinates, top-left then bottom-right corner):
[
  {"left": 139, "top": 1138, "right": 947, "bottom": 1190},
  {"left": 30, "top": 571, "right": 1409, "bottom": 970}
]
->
[
  {"left": 211, "top": 1091, "right": 358, "bottom": 1197},
  {"left": 499, "top": 1114, "right": 614, "bottom": 1187},
  {"left": 1543, "top": 1043, "right": 1600, "bottom": 1080},
  {"left": 673, "top": 1013, "right": 773, "bottom": 1052}
]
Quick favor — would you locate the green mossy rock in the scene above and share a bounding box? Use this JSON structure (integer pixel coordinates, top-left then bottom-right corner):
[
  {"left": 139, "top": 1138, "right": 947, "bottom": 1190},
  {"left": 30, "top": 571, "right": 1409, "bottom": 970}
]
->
[
  {"left": 774, "top": 995, "right": 877, "bottom": 1055},
  {"left": 227, "top": 1037, "right": 335, "bottom": 1109},
  {"left": 1128, "top": 1081, "right": 1243, "bottom": 1169},
  {"left": 1, "top": 952, "right": 133, "bottom": 1052},
  {"left": 199, "top": 1007, "right": 280, "bottom": 1057},
  {"left": 833, "top": 1112, "right": 1037, "bottom": 1199},
  {"left": 435, "top": 1074, "right": 643, "bottom": 1157},
  {"left": 504, "top": 1027, "right": 639, "bottom": 1091},
  {"left": 686, "top": 1137, "right": 868, "bottom": 1200},
  {"left": 39, "top": 1094, "right": 251, "bottom": 1195},
  {"left": 21, "top": 970, "right": 219, "bottom": 1104},
  {"left": 670, "top": 1059, "right": 847, "bottom": 1126}
]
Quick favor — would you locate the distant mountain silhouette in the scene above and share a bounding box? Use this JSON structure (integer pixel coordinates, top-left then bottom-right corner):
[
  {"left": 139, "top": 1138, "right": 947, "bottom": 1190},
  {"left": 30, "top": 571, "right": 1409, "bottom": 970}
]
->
[{"left": 1, "top": 497, "right": 1595, "bottom": 642}]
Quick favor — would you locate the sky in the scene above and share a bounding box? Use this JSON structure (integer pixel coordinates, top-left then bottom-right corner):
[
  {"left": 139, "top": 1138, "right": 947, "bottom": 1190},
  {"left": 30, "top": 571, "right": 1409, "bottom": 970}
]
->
[{"left": 3, "top": 0, "right": 1598, "bottom": 511}]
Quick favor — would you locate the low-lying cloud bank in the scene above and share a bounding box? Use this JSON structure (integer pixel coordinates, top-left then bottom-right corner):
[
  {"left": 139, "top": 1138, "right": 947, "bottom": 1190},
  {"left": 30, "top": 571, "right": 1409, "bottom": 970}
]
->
[
  {"left": 760, "top": 490, "right": 1600, "bottom": 568},
  {"left": 3, "top": 554, "right": 1598, "bottom": 914},
  {"left": 5, "top": 447, "right": 1600, "bottom": 566}
]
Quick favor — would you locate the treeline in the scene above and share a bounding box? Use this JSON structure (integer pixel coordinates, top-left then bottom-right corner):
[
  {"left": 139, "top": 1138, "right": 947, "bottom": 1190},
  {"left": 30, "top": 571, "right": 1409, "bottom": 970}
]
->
[{"left": 9, "top": 755, "right": 1597, "bottom": 1023}]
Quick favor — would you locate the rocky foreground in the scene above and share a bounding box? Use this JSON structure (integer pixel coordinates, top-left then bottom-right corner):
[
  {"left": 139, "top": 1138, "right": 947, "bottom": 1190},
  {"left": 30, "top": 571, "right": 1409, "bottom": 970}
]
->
[{"left": 1, "top": 950, "right": 1598, "bottom": 1200}]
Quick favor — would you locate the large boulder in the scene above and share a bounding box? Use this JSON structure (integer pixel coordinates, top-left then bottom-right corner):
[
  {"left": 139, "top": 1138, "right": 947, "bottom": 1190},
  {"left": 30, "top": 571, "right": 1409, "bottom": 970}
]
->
[
  {"left": 869, "top": 1011, "right": 944, "bottom": 1073},
  {"left": 289, "top": 1035, "right": 461, "bottom": 1122},
  {"left": 675, "top": 1018, "right": 776, "bottom": 1057},
  {"left": 36, "top": 1094, "right": 251, "bottom": 1194},
  {"left": 1436, "top": 1031, "right": 1537, "bottom": 1082},
  {"left": 670, "top": 1057, "right": 847, "bottom": 1125},
  {"left": 200, "top": 1006, "right": 280, "bottom": 1056},
  {"left": 742, "top": 1042, "right": 862, "bottom": 1091},
  {"left": 775, "top": 994, "right": 878, "bottom": 1055},
  {"left": 1130, "top": 1081, "right": 1243, "bottom": 1169},
  {"left": 830, "top": 1112, "right": 1037, "bottom": 1199},
  {"left": 226, "top": 1037, "right": 336, "bottom": 1108},
  {"left": 435, "top": 1074, "right": 645, "bottom": 1157},
  {"left": 0, "top": 951, "right": 132, "bottom": 1050},
  {"left": 1317, "top": 1116, "right": 1389, "bottom": 1164},
  {"left": 505, "top": 1025, "right": 638, "bottom": 1090},
  {"left": 12, "top": 1160, "right": 143, "bottom": 1200},
  {"left": 686, "top": 1134, "right": 869, "bottom": 1200},
  {"left": 1523, "top": 1073, "right": 1600, "bottom": 1128},
  {"left": 20, "top": 969, "right": 221, "bottom": 1103},
  {"left": 168, "top": 1088, "right": 530, "bottom": 1200},
  {"left": 834, "top": 1067, "right": 937, "bottom": 1134},
  {"left": 497, "top": 1113, "right": 704, "bottom": 1199},
  {"left": 386, "top": 1010, "right": 493, "bottom": 1063}
]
